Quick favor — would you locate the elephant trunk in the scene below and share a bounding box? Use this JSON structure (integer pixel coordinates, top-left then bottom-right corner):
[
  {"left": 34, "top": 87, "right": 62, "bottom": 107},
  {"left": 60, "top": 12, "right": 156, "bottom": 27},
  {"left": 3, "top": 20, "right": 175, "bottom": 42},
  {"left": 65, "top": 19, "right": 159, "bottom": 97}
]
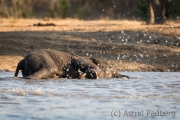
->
[{"left": 14, "top": 60, "right": 23, "bottom": 77}]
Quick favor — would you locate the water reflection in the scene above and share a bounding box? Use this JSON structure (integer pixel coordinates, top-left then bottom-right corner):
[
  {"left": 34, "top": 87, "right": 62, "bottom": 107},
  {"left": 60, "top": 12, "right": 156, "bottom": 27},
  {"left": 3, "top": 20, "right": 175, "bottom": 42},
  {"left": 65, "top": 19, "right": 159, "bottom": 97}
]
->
[{"left": 0, "top": 71, "right": 179, "bottom": 120}]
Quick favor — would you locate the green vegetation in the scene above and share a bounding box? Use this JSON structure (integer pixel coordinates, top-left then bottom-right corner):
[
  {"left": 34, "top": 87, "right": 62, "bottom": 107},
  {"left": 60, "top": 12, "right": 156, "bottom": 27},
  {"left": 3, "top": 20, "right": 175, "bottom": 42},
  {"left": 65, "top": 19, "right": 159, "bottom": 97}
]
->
[
  {"left": 0, "top": 0, "right": 139, "bottom": 19},
  {"left": 138, "top": 0, "right": 180, "bottom": 19},
  {"left": 50, "top": 0, "right": 70, "bottom": 18},
  {"left": 0, "top": 0, "right": 179, "bottom": 20},
  {"left": 0, "top": 0, "right": 33, "bottom": 18},
  {"left": 137, "top": 0, "right": 147, "bottom": 19},
  {"left": 78, "top": 1, "right": 93, "bottom": 19},
  {"left": 170, "top": 0, "right": 180, "bottom": 18}
]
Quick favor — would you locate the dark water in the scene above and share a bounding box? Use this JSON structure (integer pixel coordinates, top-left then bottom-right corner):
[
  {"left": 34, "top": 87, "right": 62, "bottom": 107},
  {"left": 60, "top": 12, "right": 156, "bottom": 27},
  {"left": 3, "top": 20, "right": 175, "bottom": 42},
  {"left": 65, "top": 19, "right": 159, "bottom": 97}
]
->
[{"left": 0, "top": 71, "right": 179, "bottom": 120}]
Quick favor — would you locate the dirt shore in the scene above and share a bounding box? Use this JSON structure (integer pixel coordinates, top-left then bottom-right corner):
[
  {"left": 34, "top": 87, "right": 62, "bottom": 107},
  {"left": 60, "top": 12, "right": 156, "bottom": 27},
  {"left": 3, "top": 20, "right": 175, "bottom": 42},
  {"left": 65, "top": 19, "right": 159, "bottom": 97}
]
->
[{"left": 0, "top": 19, "right": 180, "bottom": 72}]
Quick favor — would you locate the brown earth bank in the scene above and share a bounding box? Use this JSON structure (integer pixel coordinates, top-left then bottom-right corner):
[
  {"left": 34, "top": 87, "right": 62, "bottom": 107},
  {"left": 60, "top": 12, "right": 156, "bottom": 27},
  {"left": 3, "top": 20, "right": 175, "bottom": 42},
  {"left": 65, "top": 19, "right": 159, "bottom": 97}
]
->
[{"left": 0, "top": 19, "right": 180, "bottom": 72}]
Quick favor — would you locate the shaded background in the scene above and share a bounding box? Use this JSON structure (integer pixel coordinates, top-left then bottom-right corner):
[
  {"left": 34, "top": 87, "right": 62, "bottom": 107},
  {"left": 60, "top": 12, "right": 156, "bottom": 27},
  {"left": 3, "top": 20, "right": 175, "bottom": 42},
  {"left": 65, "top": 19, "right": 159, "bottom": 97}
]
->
[{"left": 0, "top": 0, "right": 179, "bottom": 20}]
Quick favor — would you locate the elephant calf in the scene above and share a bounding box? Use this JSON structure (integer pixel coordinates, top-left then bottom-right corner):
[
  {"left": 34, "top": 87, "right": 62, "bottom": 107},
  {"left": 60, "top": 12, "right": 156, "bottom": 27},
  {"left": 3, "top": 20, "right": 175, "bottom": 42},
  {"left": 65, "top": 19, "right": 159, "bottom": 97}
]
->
[{"left": 14, "top": 49, "right": 129, "bottom": 79}]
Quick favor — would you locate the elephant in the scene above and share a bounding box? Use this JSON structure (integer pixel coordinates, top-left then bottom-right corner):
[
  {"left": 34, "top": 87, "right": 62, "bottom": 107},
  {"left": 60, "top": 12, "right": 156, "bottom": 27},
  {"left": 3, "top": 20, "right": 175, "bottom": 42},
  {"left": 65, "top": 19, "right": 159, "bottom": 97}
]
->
[
  {"left": 14, "top": 49, "right": 129, "bottom": 79},
  {"left": 146, "top": 0, "right": 172, "bottom": 24}
]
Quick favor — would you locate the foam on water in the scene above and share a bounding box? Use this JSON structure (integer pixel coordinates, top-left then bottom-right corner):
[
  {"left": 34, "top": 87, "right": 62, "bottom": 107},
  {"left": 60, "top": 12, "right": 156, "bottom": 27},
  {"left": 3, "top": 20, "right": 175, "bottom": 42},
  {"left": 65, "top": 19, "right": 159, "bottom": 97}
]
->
[{"left": 0, "top": 71, "right": 179, "bottom": 120}]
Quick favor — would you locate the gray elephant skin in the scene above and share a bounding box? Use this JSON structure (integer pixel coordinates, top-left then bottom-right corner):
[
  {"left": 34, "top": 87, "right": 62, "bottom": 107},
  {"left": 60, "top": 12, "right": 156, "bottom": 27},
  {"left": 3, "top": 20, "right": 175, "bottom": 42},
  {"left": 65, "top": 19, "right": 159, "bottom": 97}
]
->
[{"left": 14, "top": 49, "right": 129, "bottom": 79}]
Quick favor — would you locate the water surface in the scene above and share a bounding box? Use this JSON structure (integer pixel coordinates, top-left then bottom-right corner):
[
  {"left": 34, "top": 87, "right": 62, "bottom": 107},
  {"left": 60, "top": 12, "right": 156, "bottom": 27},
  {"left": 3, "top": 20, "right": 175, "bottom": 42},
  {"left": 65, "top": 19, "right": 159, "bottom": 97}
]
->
[{"left": 0, "top": 71, "right": 179, "bottom": 120}]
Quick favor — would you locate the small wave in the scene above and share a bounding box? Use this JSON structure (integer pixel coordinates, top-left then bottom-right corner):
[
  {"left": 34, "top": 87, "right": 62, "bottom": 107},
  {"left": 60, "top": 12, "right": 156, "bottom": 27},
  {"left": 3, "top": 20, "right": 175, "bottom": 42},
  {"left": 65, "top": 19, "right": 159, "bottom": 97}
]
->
[
  {"left": 0, "top": 87, "right": 57, "bottom": 96},
  {"left": 114, "top": 93, "right": 180, "bottom": 99}
]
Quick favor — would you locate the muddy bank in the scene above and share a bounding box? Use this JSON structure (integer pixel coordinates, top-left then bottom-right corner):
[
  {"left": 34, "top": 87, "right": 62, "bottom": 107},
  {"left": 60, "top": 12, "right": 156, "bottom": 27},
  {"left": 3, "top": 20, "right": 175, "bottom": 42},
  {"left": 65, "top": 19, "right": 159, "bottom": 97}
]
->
[{"left": 0, "top": 19, "right": 180, "bottom": 72}]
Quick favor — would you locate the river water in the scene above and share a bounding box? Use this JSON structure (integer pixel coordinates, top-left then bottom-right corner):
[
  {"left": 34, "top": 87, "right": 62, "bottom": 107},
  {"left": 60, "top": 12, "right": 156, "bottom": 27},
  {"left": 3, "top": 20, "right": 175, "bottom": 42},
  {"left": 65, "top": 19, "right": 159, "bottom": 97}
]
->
[{"left": 0, "top": 71, "right": 179, "bottom": 120}]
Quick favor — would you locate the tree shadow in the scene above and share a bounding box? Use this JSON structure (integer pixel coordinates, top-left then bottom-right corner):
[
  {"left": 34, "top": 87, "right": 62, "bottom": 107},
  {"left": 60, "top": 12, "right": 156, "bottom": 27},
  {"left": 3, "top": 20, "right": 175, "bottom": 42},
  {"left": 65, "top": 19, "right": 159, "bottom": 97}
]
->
[{"left": 0, "top": 30, "right": 179, "bottom": 71}]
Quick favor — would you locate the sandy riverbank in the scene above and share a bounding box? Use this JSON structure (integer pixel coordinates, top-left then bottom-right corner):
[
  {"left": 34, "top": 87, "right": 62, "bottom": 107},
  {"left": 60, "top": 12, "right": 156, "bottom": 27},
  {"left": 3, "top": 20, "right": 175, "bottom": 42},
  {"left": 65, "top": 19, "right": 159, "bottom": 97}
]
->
[{"left": 0, "top": 19, "right": 180, "bottom": 72}]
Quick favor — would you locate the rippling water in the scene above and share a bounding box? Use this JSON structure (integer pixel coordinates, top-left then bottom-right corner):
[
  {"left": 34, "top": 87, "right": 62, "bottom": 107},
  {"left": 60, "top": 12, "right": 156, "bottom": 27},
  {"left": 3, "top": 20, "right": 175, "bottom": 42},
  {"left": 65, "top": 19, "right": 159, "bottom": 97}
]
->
[{"left": 0, "top": 71, "right": 179, "bottom": 120}]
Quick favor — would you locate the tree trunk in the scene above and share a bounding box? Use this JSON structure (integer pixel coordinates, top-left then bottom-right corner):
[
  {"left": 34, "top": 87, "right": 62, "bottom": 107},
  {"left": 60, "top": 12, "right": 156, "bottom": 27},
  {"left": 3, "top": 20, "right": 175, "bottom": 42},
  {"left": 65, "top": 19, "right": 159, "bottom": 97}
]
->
[
  {"left": 146, "top": 0, "right": 165, "bottom": 24},
  {"left": 160, "top": 0, "right": 171, "bottom": 20},
  {"left": 147, "top": 0, "right": 154, "bottom": 24}
]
